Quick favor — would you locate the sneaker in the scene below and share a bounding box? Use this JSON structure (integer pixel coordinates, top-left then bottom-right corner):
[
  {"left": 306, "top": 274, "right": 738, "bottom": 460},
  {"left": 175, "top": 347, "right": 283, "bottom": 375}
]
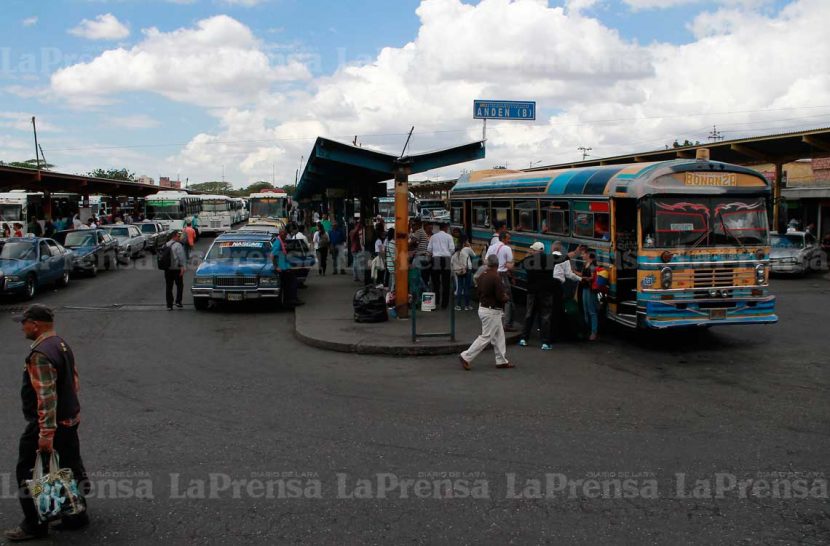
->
[
  {"left": 541, "top": 344, "right": 552, "bottom": 351},
  {"left": 518, "top": 339, "right": 527, "bottom": 347},
  {"left": 465, "top": 306, "right": 473, "bottom": 311},
  {"left": 588, "top": 333, "right": 598, "bottom": 341},
  {"left": 167, "top": 307, "right": 173, "bottom": 311},
  {"left": 454, "top": 305, "right": 462, "bottom": 311},
  {"left": 175, "top": 303, "right": 183, "bottom": 309}
]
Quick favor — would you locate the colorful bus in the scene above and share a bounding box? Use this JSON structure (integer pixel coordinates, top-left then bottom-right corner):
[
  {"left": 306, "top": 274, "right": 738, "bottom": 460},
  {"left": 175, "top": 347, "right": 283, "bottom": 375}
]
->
[
  {"left": 248, "top": 189, "right": 288, "bottom": 227},
  {"left": 449, "top": 152, "right": 777, "bottom": 329},
  {"left": 198, "top": 195, "right": 234, "bottom": 235},
  {"left": 146, "top": 191, "right": 202, "bottom": 231}
]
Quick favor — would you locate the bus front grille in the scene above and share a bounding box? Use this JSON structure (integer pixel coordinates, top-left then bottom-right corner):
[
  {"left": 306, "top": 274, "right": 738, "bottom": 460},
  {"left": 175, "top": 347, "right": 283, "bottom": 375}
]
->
[{"left": 693, "top": 268, "right": 734, "bottom": 288}]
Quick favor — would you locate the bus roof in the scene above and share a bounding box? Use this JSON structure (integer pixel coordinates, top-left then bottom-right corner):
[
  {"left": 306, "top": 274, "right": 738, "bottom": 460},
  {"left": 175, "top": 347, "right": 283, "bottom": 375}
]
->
[{"left": 451, "top": 159, "right": 770, "bottom": 200}]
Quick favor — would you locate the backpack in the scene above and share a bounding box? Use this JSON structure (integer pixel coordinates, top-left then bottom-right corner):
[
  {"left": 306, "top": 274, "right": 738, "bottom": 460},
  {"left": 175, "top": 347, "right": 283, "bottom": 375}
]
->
[
  {"left": 157, "top": 243, "right": 173, "bottom": 270},
  {"left": 319, "top": 230, "right": 330, "bottom": 248},
  {"left": 591, "top": 266, "right": 609, "bottom": 294}
]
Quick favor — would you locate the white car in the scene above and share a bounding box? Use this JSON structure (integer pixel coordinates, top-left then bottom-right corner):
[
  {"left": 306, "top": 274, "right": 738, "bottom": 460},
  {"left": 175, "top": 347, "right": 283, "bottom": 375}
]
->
[{"left": 769, "top": 231, "right": 820, "bottom": 275}]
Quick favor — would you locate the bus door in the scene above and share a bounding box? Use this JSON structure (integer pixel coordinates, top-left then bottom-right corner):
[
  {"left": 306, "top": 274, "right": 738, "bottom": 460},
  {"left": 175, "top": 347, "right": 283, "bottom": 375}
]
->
[{"left": 612, "top": 198, "right": 638, "bottom": 319}]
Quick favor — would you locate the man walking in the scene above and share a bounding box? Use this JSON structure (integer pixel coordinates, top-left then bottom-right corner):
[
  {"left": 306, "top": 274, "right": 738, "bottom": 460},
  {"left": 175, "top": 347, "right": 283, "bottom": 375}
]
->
[
  {"left": 272, "top": 230, "right": 303, "bottom": 308},
  {"left": 459, "top": 255, "right": 512, "bottom": 370},
  {"left": 426, "top": 222, "right": 454, "bottom": 309},
  {"left": 5, "top": 305, "right": 89, "bottom": 542},
  {"left": 183, "top": 220, "right": 196, "bottom": 262},
  {"left": 163, "top": 231, "right": 186, "bottom": 310},
  {"left": 329, "top": 220, "right": 347, "bottom": 274},
  {"left": 486, "top": 231, "right": 516, "bottom": 331}
]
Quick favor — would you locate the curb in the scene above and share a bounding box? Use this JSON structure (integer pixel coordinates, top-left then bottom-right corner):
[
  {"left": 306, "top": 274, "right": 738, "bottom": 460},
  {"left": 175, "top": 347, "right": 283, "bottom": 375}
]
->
[{"left": 293, "top": 317, "right": 522, "bottom": 357}]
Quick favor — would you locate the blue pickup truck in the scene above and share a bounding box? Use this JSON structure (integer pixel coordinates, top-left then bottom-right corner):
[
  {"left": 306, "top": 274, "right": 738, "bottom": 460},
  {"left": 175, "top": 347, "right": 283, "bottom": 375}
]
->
[{"left": 191, "top": 232, "right": 281, "bottom": 310}]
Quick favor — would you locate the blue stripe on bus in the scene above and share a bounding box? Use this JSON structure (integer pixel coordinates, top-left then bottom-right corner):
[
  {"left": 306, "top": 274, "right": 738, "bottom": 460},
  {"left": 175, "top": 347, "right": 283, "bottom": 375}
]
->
[
  {"left": 563, "top": 169, "right": 597, "bottom": 194},
  {"left": 547, "top": 171, "right": 578, "bottom": 194},
  {"left": 453, "top": 177, "right": 552, "bottom": 193},
  {"left": 585, "top": 168, "right": 624, "bottom": 195}
]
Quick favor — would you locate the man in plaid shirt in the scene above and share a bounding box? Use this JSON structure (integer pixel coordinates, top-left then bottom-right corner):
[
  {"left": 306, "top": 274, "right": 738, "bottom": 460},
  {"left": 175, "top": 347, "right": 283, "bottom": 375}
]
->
[{"left": 5, "top": 305, "right": 89, "bottom": 542}]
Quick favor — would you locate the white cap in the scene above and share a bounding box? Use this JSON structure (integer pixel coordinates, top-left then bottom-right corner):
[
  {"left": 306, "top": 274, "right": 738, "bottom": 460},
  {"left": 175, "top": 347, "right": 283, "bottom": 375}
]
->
[{"left": 530, "top": 241, "right": 544, "bottom": 251}]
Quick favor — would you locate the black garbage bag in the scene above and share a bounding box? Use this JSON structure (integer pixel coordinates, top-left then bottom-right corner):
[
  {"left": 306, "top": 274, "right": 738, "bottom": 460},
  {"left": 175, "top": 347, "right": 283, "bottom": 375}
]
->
[{"left": 354, "top": 286, "right": 388, "bottom": 323}]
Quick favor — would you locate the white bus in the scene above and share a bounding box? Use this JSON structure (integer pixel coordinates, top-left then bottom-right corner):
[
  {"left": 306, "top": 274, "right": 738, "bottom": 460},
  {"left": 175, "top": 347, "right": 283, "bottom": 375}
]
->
[
  {"left": 248, "top": 189, "right": 288, "bottom": 227},
  {"left": 377, "top": 192, "right": 419, "bottom": 226},
  {"left": 146, "top": 191, "right": 202, "bottom": 231},
  {"left": 1, "top": 191, "right": 80, "bottom": 234},
  {"left": 233, "top": 198, "right": 249, "bottom": 223},
  {"left": 198, "top": 195, "right": 234, "bottom": 235}
]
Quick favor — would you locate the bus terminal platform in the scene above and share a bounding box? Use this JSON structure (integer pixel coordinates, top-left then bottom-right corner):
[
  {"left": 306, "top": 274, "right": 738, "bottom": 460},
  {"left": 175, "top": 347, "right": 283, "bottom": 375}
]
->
[{"left": 294, "top": 272, "right": 523, "bottom": 356}]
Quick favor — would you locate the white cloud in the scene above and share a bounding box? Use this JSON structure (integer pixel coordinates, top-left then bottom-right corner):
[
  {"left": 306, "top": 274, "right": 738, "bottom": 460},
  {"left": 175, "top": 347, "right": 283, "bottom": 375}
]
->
[
  {"left": 22, "top": 16, "right": 38, "bottom": 27},
  {"left": 68, "top": 13, "right": 130, "bottom": 40},
  {"left": 0, "top": 113, "right": 60, "bottom": 133},
  {"left": 221, "top": 0, "right": 267, "bottom": 6},
  {"left": 51, "top": 15, "right": 311, "bottom": 108},
  {"left": 45, "top": 0, "right": 830, "bottom": 187},
  {"left": 108, "top": 114, "right": 161, "bottom": 129},
  {"left": 623, "top": 0, "right": 698, "bottom": 9}
]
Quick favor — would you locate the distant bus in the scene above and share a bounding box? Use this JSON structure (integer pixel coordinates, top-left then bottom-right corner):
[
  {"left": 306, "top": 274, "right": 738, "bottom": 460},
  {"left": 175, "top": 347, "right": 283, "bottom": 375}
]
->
[
  {"left": 377, "top": 192, "right": 418, "bottom": 226},
  {"left": 0, "top": 191, "right": 80, "bottom": 234},
  {"left": 230, "top": 198, "right": 249, "bottom": 224},
  {"left": 198, "top": 195, "right": 234, "bottom": 235},
  {"left": 248, "top": 189, "right": 288, "bottom": 227},
  {"left": 146, "top": 191, "right": 202, "bottom": 231}
]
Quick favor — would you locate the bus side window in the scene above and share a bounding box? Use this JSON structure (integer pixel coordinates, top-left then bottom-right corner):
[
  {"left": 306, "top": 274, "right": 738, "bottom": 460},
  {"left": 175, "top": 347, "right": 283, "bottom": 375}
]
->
[
  {"left": 472, "top": 201, "right": 490, "bottom": 228},
  {"left": 594, "top": 213, "right": 610, "bottom": 240},
  {"left": 491, "top": 200, "right": 512, "bottom": 230},
  {"left": 513, "top": 200, "right": 538, "bottom": 232},
  {"left": 542, "top": 201, "right": 569, "bottom": 234}
]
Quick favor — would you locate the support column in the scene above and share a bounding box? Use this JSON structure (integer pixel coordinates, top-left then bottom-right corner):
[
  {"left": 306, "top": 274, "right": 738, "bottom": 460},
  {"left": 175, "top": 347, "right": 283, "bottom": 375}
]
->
[
  {"left": 773, "top": 162, "right": 783, "bottom": 232},
  {"left": 394, "top": 162, "right": 412, "bottom": 318}
]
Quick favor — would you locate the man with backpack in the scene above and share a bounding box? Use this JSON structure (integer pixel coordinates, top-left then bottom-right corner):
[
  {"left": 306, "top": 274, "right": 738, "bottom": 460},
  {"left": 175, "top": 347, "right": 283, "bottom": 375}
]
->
[{"left": 159, "top": 231, "right": 186, "bottom": 310}]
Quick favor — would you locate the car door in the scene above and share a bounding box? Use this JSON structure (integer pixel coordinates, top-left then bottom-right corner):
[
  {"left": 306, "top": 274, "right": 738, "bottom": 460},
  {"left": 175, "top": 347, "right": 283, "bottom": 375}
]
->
[
  {"left": 38, "top": 241, "right": 58, "bottom": 282},
  {"left": 46, "top": 240, "right": 67, "bottom": 277}
]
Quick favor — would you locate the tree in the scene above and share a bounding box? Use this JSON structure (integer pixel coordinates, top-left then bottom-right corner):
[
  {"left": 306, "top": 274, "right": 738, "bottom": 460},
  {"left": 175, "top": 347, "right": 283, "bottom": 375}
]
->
[
  {"left": 188, "top": 181, "right": 235, "bottom": 194},
  {"left": 672, "top": 139, "right": 701, "bottom": 148},
  {"left": 8, "top": 158, "right": 55, "bottom": 170},
  {"left": 89, "top": 168, "right": 135, "bottom": 181},
  {"left": 279, "top": 184, "right": 296, "bottom": 195},
  {"left": 244, "top": 181, "right": 275, "bottom": 194}
]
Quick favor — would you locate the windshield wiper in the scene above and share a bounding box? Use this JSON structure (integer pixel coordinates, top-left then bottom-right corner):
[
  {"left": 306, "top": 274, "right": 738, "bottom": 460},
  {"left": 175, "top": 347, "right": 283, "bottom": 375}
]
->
[
  {"left": 717, "top": 214, "right": 747, "bottom": 253},
  {"left": 689, "top": 229, "right": 709, "bottom": 251}
]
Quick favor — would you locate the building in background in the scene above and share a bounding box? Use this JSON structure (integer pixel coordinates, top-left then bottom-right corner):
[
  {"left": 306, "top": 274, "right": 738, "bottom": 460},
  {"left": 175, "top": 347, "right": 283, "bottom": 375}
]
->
[{"left": 159, "top": 176, "right": 182, "bottom": 189}]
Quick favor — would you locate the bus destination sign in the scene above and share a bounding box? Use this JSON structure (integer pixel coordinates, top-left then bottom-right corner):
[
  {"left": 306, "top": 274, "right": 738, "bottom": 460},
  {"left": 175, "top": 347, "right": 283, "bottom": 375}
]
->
[
  {"left": 474, "top": 100, "right": 536, "bottom": 121},
  {"left": 684, "top": 172, "right": 737, "bottom": 187}
]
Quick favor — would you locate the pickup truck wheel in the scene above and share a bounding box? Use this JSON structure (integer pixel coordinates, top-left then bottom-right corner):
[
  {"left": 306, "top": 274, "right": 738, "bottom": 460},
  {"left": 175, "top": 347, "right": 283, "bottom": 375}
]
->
[
  {"left": 194, "top": 298, "right": 209, "bottom": 311},
  {"left": 25, "top": 274, "right": 36, "bottom": 300}
]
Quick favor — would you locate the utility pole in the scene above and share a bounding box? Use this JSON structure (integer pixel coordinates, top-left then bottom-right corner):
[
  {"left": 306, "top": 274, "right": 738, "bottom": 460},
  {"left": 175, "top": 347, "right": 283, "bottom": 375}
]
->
[
  {"left": 578, "top": 146, "right": 592, "bottom": 161},
  {"left": 31, "top": 117, "right": 41, "bottom": 170},
  {"left": 708, "top": 125, "right": 724, "bottom": 142}
]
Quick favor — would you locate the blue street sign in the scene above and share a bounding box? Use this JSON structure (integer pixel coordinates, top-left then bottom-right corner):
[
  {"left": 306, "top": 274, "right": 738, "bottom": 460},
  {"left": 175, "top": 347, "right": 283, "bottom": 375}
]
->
[{"left": 473, "top": 100, "right": 536, "bottom": 120}]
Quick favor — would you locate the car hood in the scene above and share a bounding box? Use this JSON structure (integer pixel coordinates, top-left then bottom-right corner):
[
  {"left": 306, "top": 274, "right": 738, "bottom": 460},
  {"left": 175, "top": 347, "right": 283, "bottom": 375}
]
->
[
  {"left": 195, "top": 261, "right": 274, "bottom": 277},
  {"left": 0, "top": 259, "right": 36, "bottom": 274},
  {"left": 68, "top": 246, "right": 97, "bottom": 257},
  {"left": 770, "top": 248, "right": 801, "bottom": 259}
]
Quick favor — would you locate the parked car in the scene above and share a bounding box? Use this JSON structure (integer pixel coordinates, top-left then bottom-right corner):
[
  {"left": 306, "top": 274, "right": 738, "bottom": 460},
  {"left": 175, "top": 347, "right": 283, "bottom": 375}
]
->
[
  {"left": 191, "top": 232, "right": 281, "bottom": 310},
  {"left": 52, "top": 229, "right": 120, "bottom": 276},
  {"left": 133, "top": 221, "right": 172, "bottom": 253},
  {"left": 102, "top": 224, "right": 147, "bottom": 262},
  {"left": 0, "top": 237, "right": 74, "bottom": 299},
  {"left": 770, "top": 231, "right": 821, "bottom": 275}
]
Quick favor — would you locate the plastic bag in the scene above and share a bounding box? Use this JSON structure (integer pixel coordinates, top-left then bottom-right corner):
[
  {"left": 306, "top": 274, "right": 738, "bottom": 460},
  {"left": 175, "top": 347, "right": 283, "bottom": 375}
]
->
[{"left": 25, "top": 451, "right": 86, "bottom": 523}]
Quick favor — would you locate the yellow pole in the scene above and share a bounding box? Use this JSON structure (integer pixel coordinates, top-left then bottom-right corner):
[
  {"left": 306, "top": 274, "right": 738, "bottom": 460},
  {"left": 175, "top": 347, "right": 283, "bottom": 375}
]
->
[
  {"left": 773, "top": 162, "right": 783, "bottom": 231},
  {"left": 394, "top": 164, "right": 411, "bottom": 318}
]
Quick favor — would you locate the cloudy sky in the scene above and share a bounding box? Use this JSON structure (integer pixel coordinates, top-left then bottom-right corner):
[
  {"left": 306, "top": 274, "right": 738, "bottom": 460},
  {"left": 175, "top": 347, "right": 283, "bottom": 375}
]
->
[{"left": 1, "top": 0, "right": 828, "bottom": 188}]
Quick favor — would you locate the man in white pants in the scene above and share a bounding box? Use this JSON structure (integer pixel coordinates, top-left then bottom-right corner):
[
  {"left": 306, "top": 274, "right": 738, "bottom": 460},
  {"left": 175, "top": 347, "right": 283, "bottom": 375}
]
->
[{"left": 459, "top": 255, "right": 513, "bottom": 370}]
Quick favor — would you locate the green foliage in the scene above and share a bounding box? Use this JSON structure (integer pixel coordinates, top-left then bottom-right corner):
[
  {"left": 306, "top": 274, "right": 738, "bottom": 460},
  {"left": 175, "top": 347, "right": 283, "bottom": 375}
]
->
[
  {"left": 7, "top": 159, "right": 55, "bottom": 169},
  {"left": 89, "top": 168, "right": 135, "bottom": 181},
  {"left": 188, "top": 181, "right": 235, "bottom": 194}
]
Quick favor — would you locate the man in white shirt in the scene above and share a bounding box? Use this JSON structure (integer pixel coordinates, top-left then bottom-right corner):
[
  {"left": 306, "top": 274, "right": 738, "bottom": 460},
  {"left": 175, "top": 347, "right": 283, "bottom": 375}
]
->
[
  {"left": 427, "top": 222, "right": 455, "bottom": 309},
  {"left": 485, "top": 231, "right": 516, "bottom": 330}
]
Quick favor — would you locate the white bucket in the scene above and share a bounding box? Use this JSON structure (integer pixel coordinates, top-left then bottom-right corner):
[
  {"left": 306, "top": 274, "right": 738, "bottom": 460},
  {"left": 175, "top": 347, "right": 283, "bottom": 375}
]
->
[{"left": 421, "top": 292, "right": 436, "bottom": 312}]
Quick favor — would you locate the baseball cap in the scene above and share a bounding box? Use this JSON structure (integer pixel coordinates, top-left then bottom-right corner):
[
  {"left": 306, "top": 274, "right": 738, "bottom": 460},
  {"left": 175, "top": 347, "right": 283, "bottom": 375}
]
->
[
  {"left": 13, "top": 304, "right": 55, "bottom": 323},
  {"left": 530, "top": 242, "right": 545, "bottom": 251}
]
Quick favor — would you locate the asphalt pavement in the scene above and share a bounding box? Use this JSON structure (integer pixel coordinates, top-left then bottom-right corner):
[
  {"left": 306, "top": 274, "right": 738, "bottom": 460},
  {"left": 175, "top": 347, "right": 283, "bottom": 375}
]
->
[{"left": 0, "top": 238, "right": 828, "bottom": 545}]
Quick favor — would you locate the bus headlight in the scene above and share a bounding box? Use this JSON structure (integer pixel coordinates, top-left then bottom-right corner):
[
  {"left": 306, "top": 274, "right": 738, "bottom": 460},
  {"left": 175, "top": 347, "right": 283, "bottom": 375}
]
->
[
  {"left": 755, "top": 264, "right": 766, "bottom": 285},
  {"left": 660, "top": 267, "right": 672, "bottom": 289}
]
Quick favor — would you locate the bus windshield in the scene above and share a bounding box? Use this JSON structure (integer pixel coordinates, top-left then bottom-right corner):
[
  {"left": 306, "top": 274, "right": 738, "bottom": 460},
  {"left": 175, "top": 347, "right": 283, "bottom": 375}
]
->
[
  {"left": 147, "top": 200, "right": 183, "bottom": 219},
  {"left": 645, "top": 196, "right": 768, "bottom": 248},
  {"left": 250, "top": 198, "right": 286, "bottom": 219},
  {"left": 1, "top": 204, "right": 23, "bottom": 222},
  {"left": 202, "top": 200, "right": 228, "bottom": 212},
  {"left": 378, "top": 201, "right": 395, "bottom": 218}
]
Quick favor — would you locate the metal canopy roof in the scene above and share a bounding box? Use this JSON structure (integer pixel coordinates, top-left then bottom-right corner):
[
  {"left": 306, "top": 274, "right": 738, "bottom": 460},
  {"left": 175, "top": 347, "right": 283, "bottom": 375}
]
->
[
  {"left": 528, "top": 127, "right": 830, "bottom": 171},
  {"left": 0, "top": 165, "right": 179, "bottom": 197},
  {"left": 295, "top": 137, "right": 485, "bottom": 200}
]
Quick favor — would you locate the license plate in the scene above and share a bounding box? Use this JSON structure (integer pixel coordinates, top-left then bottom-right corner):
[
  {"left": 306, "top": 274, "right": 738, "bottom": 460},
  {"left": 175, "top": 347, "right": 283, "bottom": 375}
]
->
[
  {"left": 709, "top": 309, "right": 726, "bottom": 320},
  {"left": 227, "top": 293, "right": 243, "bottom": 301}
]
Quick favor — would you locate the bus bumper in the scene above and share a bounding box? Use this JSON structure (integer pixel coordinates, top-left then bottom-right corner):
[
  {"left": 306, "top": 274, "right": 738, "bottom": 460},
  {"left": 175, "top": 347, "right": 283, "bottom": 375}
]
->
[{"left": 638, "top": 295, "right": 778, "bottom": 329}]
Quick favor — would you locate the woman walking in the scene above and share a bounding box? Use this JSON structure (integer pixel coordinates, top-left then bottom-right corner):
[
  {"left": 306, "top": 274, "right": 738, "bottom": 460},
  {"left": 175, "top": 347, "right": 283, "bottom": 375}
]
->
[{"left": 313, "top": 222, "right": 330, "bottom": 275}]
